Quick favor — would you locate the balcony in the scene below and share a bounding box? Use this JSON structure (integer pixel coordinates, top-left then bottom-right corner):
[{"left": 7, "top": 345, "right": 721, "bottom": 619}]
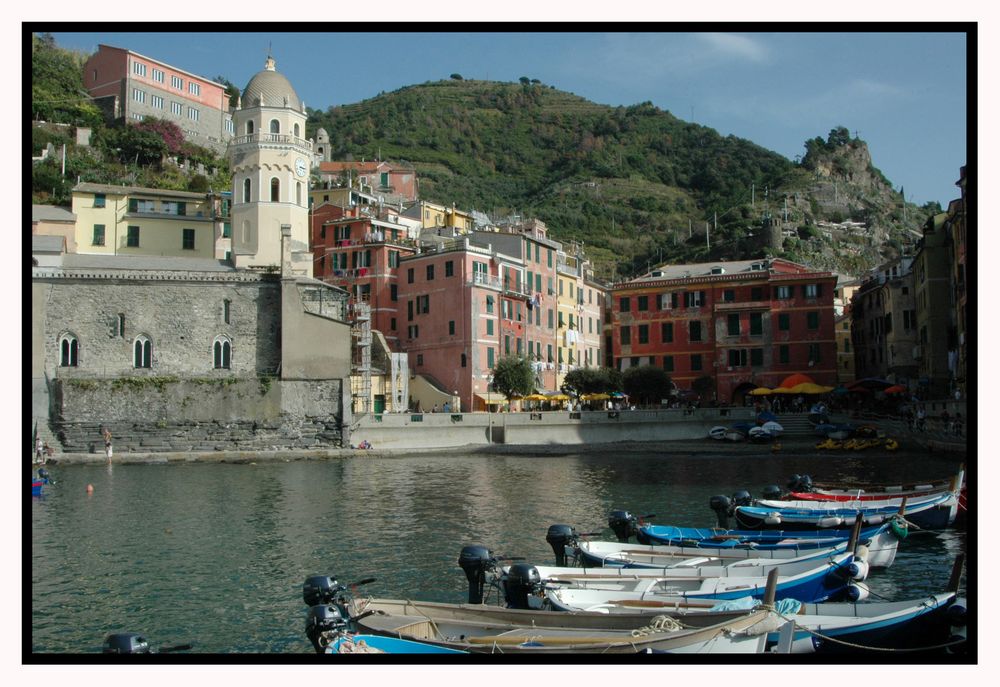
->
[{"left": 229, "top": 132, "right": 313, "bottom": 152}]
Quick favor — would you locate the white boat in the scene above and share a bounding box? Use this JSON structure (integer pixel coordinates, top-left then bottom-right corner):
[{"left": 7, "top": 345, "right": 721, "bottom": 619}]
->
[{"left": 708, "top": 426, "right": 728, "bottom": 440}]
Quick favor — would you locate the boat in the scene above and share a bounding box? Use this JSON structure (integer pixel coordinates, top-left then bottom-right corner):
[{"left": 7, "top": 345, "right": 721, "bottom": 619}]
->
[
  {"left": 735, "top": 492, "right": 958, "bottom": 531},
  {"left": 708, "top": 426, "right": 727, "bottom": 440},
  {"left": 327, "top": 633, "right": 470, "bottom": 654},
  {"left": 637, "top": 522, "right": 901, "bottom": 568},
  {"left": 572, "top": 535, "right": 896, "bottom": 569},
  {"left": 788, "top": 467, "right": 964, "bottom": 502},
  {"left": 760, "top": 421, "right": 783, "bottom": 436},
  {"left": 748, "top": 426, "right": 774, "bottom": 443},
  {"left": 346, "top": 597, "right": 779, "bottom": 653},
  {"left": 303, "top": 573, "right": 779, "bottom": 653},
  {"left": 542, "top": 550, "right": 863, "bottom": 606}
]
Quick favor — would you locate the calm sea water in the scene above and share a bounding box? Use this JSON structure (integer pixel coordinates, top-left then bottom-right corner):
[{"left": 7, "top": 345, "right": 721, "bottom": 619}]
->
[{"left": 30, "top": 450, "right": 967, "bottom": 654}]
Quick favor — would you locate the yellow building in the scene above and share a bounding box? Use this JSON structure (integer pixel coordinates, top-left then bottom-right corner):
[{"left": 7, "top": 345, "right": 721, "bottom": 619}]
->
[
  {"left": 555, "top": 248, "right": 604, "bottom": 389},
  {"left": 402, "top": 200, "right": 474, "bottom": 232},
  {"left": 71, "top": 183, "right": 220, "bottom": 259}
]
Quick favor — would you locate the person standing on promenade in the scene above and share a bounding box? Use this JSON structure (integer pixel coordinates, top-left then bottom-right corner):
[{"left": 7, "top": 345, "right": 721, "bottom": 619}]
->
[
  {"left": 103, "top": 427, "right": 113, "bottom": 463},
  {"left": 35, "top": 436, "right": 44, "bottom": 465}
]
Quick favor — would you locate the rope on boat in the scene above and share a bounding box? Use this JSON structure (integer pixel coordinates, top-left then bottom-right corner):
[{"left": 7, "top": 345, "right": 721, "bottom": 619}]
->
[
  {"left": 630, "top": 615, "right": 685, "bottom": 637},
  {"left": 774, "top": 612, "right": 966, "bottom": 653}
]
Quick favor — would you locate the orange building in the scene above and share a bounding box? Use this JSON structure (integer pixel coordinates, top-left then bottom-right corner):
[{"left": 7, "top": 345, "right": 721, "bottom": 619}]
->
[{"left": 611, "top": 258, "right": 838, "bottom": 405}]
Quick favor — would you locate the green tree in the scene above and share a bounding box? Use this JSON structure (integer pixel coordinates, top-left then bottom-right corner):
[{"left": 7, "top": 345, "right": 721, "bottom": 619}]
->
[
  {"left": 691, "top": 375, "right": 715, "bottom": 402},
  {"left": 562, "top": 367, "right": 614, "bottom": 395},
  {"left": 827, "top": 126, "right": 851, "bottom": 148},
  {"left": 490, "top": 356, "right": 535, "bottom": 401},
  {"left": 32, "top": 33, "right": 101, "bottom": 126},
  {"left": 622, "top": 365, "right": 673, "bottom": 405},
  {"left": 450, "top": 73, "right": 463, "bottom": 80},
  {"left": 214, "top": 75, "right": 242, "bottom": 109}
]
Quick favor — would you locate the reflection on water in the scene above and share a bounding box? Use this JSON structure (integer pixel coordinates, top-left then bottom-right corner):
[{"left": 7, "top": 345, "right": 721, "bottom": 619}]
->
[{"left": 31, "top": 451, "right": 967, "bottom": 653}]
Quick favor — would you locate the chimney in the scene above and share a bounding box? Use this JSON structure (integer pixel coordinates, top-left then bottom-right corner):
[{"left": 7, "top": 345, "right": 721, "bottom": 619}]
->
[{"left": 280, "top": 224, "right": 292, "bottom": 277}]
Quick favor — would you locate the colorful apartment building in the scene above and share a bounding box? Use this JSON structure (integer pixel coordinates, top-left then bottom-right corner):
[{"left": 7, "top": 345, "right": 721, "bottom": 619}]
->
[
  {"left": 70, "top": 183, "right": 229, "bottom": 260},
  {"left": 311, "top": 203, "right": 417, "bottom": 349},
  {"left": 947, "top": 166, "right": 968, "bottom": 397},
  {"left": 82, "top": 45, "right": 234, "bottom": 154},
  {"left": 556, "top": 248, "right": 604, "bottom": 388},
  {"left": 403, "top": 200, "right": 475, "bottom": 232},
  {"left": 850, "top": 257, "right": 918, "bottom": 386},
  {"left": 314, "top": 160, "right": 418, "bottom": 205},
  {"left": 610, "top": 259, "right": 838, "bottom": 404},
  {"left": 833, "top": 277, "right": 860, "bottom": 385},
  {"left": 913, "top": 212, "right": 955, "bottom": 398}
]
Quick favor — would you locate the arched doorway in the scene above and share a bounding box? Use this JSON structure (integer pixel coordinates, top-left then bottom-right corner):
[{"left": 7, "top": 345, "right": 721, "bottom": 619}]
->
[{"left": 731, "top": 382, "right": 758, "bottom": 408}]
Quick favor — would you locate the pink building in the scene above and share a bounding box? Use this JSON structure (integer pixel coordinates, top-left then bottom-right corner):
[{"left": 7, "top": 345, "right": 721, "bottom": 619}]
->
[
  {"left": 316, "top": 161, "right": 418, "bottom": 204},
  {"left": 311, "top": 203, "right": 416, "bottom": 349},
  {"left": 82, "top": 44, "right": 233, "bottom": 153}
]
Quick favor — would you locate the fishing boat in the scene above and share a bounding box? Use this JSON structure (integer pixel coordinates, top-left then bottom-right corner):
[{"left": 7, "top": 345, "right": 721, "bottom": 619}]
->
[
  {"left": 346, "top": 598, "right": 779, "bottom": 653},
  {"left": 542, "top": 549, "right": 862, "bottom": 606},
  {"left": 327, "top": 633, "right": 469, "bottom": 654},
  {"left": 637, "top": 522, "right": 901, "bottom": 568},
  {"left": 787, "top": 467, "right": 964, "bottom": 503},
  {"left": 734, "top": 492, "right": 958, "bottom": 531},
  {"left": 572, "top": 536, "right": 896, "bottom": 570}
]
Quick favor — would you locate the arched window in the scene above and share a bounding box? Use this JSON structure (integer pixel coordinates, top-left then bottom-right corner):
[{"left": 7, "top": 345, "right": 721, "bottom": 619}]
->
[
  {"left": 296, "top": 181, "right": 302, "bottom": 206},
  {"left": 246, "top": 120, "right": 254, "bottom": 135},
  {"left": 213, "top": 337, "right": 232, "bottom": 369},
  {"left": 293, "top": 123, "right": 300, "bottom": 137},
  {"left": 270, "top": 177, "right": 280, "bottom": 202},
  {"left": 133, "top": 335, "right": 152, "bottom": 369},
  {"left": 243, "top": 178, "right": 251, "bottom": 203},
  {"left": 59, "top": 333, "right": 79, "bottom": 367},
  {"left": 269, "top": 119, "right": 280, "bottom": 134}
]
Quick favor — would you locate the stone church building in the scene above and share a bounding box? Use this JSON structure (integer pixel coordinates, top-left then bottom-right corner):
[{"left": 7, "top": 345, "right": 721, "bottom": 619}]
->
[{"left": 31, "top": 56, "right": 354, "bottom": 454}]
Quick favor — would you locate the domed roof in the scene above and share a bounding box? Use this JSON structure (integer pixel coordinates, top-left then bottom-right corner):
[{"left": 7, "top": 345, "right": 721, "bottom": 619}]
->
[{"left": 242, "top": 56, "right": 301, "bottom": 110}]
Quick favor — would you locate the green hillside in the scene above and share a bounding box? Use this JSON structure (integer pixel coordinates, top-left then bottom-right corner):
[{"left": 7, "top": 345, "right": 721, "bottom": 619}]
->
[{"left": 308, "top": 79, "right": 933, "bottom": 280}]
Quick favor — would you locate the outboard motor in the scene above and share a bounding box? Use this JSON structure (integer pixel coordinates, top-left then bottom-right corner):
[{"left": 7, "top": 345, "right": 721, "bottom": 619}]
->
[
  {"left": 786, "top": 474, "right": 802, "bottom": 491},
  {"left": 103, "top": 633, "right": 151, "bottom": 654},
  {"left": 709, "top": 495, "right": 732, "bottom": 529},
  {"left": 545, "top": 525, "right": 577, "bottom": 567},
  {"left": 503, "top": 564, "right": 542, "bottom": 609},
  {"left": 305, "top": 604, "right": 348, "bottom": 654},
  {"left": 762, "top": 485, "right": 783, "bottom": 500},
  {"left": 303, "top": 575, "right": 341, "bottom": 607},
  {"left": 608, "top": 510, "right": 637, "bottom": 543},
  {"left": 731, "top": 490, "right": 752, "bottom": 508},
  {"left": 458, "top": 545, "right": 493, "bottom": 604}
]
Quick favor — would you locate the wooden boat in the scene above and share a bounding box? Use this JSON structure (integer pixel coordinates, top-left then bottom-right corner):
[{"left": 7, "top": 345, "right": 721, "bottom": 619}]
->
[
  {"left": 327, "top": 633, "right": 469, "bottom": 654},
  {"left": 542, "top": 550, "right": 860, "bottom": 605},
  {"left": 638, "top": 522, "right": 901, "bottom": 568},
  {"left": 572, "top": 535, "right": 896, "bottom": 570},
  {"left": 735, "top": 493, "right": 958, "bottom": 531},
  {"left": 789, "top": 466, "right": 964, "bottom": 502},
  {"left": 348, "top": 597, "right": 778, "bottom": 653}
]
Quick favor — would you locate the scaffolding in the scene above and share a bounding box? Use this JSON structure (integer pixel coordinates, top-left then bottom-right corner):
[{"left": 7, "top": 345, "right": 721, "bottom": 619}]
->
[{"left": 350, "top": 302, "right": 372, "bottom": 416}]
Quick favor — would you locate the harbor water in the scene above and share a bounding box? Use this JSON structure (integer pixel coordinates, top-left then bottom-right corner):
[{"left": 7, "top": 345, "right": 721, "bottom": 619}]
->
[{"left": 30, "top": 450, "right": 967, "bottom": 654}]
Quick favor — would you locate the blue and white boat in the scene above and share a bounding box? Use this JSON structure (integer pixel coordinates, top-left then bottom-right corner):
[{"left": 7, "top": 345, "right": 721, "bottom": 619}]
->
[
  {"left": 735, "top": 492, "right": 958, "bottom": 531},
  {"left": 638, "top": 521, "right": 902, "bottom": 567},
  {"left": 327, "top": 633, "right": 469, "bottom": 654},
  {"left": 544, "top": 550, "right": 862, "bottom": 607}
]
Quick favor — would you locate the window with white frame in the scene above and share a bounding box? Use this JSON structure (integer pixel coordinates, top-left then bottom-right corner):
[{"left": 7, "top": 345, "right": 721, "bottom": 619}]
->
[
  {"left": 151, "top": 94, "right": 163, "bottom": 109},
  {"left": 171, "top": 75, "right": 183, "bottom": 90},
  {"left": 225, "top": 119, "right": 234, "bottom": 134},
  {"left": 133, "top": 335, "right": 152, "bottom": 368},
  {"left": 152, "top": 68, "right": 164, "bottom": 83},
  {"left": 188, "top": 107, "right": 199, "bottom": 122},
  {"left": 133, "top": 88, "right": 145, "bottom": 103},
  {"left": 213, "top": 337, "right": 232, "bottom": 369},
  {"left": 59, "top": 333, "right": 79, "bottom": 367},
  {"left": 171, "top": 101, "right": 182, "bottom": 115},
  {"left": 132, "top": 61, "right": 146, "bottom": 77},
  {"left": 189, "top": 82, "right": 201, "bottom": 96}
]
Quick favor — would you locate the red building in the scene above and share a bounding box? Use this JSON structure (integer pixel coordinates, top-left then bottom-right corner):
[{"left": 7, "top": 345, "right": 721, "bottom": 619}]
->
[
  {"left": 315, "top": 161, "right": 417, "bottom": 204},
  {"left": 311, "top": 203, "right": 417, "bottom": 349},
  {"left": 610, "top": 258, "right": 838, "bottom": 404}
]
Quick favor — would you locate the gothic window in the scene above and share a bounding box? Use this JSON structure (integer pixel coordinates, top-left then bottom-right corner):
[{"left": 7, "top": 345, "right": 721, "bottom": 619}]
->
[
  {"left": 269, "top": 119, "right": 280, "bottom": 134},
  {"left": 59, "top": 333, "right": 79, "bottom": 367},
  {"left": 243, "top": 178, "right": 251, "bottom": 203},
  {"left": 213, "top": 337, "right": 232, "bottom": 369},
  {"left": 246, "top": 120, "right": 254, "bottom": 135},
  {"left": 133, "top": 335, "right": 152, "bottom": 369},
  {"left": 270, "top": 178, "right": 280, "bottom": 202}
]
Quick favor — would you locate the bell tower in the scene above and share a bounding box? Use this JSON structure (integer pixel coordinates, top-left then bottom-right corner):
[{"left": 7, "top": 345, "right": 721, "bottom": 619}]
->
[{"left": 230, "top": 55, "right": 312, "bottom": 277}]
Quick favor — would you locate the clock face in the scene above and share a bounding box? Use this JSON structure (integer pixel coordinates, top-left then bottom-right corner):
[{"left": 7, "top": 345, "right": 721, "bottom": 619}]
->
[{"left": 295, "top": 158, "right": 307, "bottom": 177}]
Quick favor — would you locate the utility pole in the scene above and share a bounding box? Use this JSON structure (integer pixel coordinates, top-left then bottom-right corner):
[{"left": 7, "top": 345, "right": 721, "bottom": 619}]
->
[
  {"left": 751, "top": 183, "right": 755, "bottom": 209},
  {"left": 688, "top": 219, "right": 692, "bottom": 239},
  {"left": 706, "top": 221, "right": 710, "bottom": 249}
]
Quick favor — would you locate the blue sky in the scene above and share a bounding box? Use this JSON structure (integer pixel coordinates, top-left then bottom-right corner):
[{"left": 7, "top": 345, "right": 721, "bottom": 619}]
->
[{"left": 49, "top": 30, "right": 969, "bottom": 207}]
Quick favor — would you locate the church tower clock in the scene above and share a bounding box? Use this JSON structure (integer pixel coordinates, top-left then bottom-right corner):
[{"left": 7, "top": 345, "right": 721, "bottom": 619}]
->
[{"left": 230, "top": 55, "right": 313, "bottom": 277}]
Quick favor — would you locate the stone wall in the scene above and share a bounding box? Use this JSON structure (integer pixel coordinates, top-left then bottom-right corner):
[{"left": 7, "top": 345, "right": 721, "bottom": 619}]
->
[
  {"left": 34, "top": 271, "right": 280, "bottom": 380},
  {"left": 54, "top": 377, "right": 344, "bottom": 452}
]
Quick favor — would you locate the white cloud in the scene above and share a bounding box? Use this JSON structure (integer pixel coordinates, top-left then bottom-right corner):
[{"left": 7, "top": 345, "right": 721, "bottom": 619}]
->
[{"left": 696, "top": 33, "right": 770, "bottom": 63}]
